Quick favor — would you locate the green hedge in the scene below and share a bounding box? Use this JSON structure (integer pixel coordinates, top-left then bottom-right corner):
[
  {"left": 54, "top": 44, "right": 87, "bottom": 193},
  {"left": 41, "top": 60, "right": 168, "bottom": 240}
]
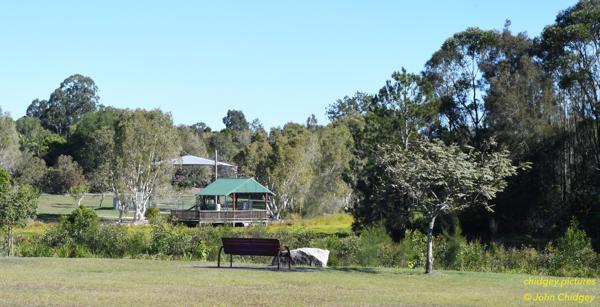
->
[{"left": 12, "top": 211, "right": 600, "bottom": 277}]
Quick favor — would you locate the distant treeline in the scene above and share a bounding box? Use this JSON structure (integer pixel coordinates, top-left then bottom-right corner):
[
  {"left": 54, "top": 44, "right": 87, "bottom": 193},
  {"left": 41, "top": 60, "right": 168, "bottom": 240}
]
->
[{"left": 1, "top": 0, "right": 599, "bottom": 250}]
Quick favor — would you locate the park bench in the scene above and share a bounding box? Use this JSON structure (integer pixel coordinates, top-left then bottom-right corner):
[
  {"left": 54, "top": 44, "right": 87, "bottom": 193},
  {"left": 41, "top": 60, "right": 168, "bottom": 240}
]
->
[{"left": 218, "top": 238, "right": 292, "bottom": 270}]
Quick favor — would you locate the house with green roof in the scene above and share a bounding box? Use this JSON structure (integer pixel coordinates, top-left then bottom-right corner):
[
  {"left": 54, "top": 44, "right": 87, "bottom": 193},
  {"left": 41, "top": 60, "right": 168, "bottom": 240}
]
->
[{"left": 171, "top": 178, "right": 274, "bottom": 226}]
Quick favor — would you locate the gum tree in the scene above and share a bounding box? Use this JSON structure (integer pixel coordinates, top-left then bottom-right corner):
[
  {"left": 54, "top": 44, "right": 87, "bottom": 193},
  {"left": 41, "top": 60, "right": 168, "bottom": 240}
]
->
[
  {"left": 110, "top": 109, "right": 180, "bottom": 222},
  {"left": 0, "top": 109, "right": 20, "bottom": 172},
  {"left": 379, "top": 138, "right": 522, "bottom": 273}
]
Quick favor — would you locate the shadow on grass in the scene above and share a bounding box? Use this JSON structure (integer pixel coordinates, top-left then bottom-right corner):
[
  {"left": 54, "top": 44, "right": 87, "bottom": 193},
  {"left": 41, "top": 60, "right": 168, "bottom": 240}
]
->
[
  {"left": 329, "top": 267, "right": 380, "bottom": 274},
  {"left": 95, "top": 207, "right": 115, "bottom": 211},
  {"left": 191, "top": 265, "right": 427, "bottom": 276},
  {"left": 328, "top": 266, "right": 433, "bottom": 277},
  {"left": 36, "top": 213, "right": 62, "bottom": 223},
  {"left": 49, "top": 203, "right": 74, "bottom": 208},
  {"left": 192, "top": 264, "right": 324, "bottom": 273}
]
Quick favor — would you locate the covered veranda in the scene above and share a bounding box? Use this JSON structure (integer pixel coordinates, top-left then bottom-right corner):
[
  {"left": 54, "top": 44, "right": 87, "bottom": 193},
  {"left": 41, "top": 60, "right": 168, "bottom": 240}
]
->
[{"left": 170, "top": 178, "right": 274, "bottom": 226}]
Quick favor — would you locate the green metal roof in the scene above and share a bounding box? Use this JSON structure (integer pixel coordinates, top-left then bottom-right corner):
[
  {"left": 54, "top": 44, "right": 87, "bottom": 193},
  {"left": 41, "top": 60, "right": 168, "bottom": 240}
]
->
[{"left": 197, "top": 178, "right": 274, "bottom": 196}]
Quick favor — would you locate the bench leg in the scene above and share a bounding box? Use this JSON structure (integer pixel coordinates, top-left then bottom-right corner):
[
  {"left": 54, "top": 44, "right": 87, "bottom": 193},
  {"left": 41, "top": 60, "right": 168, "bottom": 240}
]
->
[
  {"left": 285, "top": 247, "right": 292, "bottom": 269},
  {"left": 217, "top": 246, "right": 224, "bottom": 268},
  {"left": 277, "top": 254, "right": 280, "bottom": 271},
  {"left": 230, "top": 254, "right": 233, "bottom": 268}
]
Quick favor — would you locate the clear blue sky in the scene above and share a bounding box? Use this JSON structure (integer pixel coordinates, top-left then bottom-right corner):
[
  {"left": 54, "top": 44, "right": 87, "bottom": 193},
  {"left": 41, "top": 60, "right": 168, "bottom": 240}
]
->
[{"left": 0, "top": 0, "right": 576, "bottom": 130}]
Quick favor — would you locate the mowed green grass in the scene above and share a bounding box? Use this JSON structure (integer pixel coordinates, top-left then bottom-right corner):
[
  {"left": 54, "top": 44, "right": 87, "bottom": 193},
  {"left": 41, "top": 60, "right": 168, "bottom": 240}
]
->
[
  {"left": 1, "top": 258, "right": 595, "bottom": 306},
  {"left": 35, "top": 194, "right": 354, "bottom": 234},
  {"left": 37, "top": 194, "right": 119, "bottom": 220},
  {"left": 36, "top": 194, "right": 191, "bottom": 221}
]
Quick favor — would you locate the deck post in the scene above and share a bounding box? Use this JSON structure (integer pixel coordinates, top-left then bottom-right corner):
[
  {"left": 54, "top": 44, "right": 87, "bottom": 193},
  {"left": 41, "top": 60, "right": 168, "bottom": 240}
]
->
[{"left": 196, "top": 196, "right": 201, "bottom": 226}]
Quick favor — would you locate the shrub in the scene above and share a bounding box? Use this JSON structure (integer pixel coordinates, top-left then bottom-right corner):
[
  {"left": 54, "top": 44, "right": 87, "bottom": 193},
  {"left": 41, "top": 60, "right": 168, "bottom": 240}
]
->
[
  {"left": 126, "top": 227, "right": 151, "bottom": 257},
  {"left": 144, "top": 207, "right": 162, "bottom": 224},
  {"left": 356, "top": 225, "right": 391, "bottom": 267},
  {"left": 272, "top": 229, "right": 319, "bottom": 249},
  {"left": 42, "top": 224, "right": 70, "bottom": 248},
  {"left": 94, "top": 225, "right": 130, "bottom": 258},
  {"left": 73, "top": 244, "right": 93, "bottom": 258},
  {"left": 437, "top": 227, "right": 467, "bottom": 270},
  {"left": 193, "top": 225, "right": 238, "bottom": 261},
  {"left": 61, "top": 206, "right": 99, "bottom": 245},
  {"left": 497, "top": 246, "right": 542, "bottom": 275},
  {"left": 398, "top": 229, "right": 427, "bottom": 269},
  {"left": 459, "top": 241, "right": 489, "bottom": 271},
  {"left": 546, "top": 220, "right": 598, "bottom": 277},
  {"left": 11, "top": 217, "right": 600, "bottom": 277},
  {"left": 55, "top": 244, "right": 73, "bottom": 258},
  {"left": 335, "top": 236, "right": 360, "bottom": 266},
  {"left": 149, "top": 224, "right": 204, "bottom": 260},
  {"left": 16, "top": 235, "right": 53, "bottom": 257},
  {"left": 309, "top": 234, "right": 361, "bottom": 266}
]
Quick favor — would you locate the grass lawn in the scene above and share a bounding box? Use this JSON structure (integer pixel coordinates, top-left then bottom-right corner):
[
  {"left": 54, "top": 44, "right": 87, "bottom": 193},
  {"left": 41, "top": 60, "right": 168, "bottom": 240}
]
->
[
  {"left": 35, "top": 194, "right": 354, "bottom": 234},
  {"left": 37, "top": 194, "right": 119, "bottom": 221},
  {"left": 36, "top": 194, "right": 192, "bottom": 221},
  {"left": 1, "top": 257, "right": 596, "bottom": 306}
]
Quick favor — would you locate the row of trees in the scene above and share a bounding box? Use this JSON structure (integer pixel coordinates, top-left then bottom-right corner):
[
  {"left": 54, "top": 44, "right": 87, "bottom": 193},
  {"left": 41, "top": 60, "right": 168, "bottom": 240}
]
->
[
  {"left": 345, "top": 0, "right": 600, "bottom": 255},
  {"left": 0, "top": 0, "right": 598, "bottom": 264},
  {"left": 0, "top": 75, "right": 353, "bottom": 221}
]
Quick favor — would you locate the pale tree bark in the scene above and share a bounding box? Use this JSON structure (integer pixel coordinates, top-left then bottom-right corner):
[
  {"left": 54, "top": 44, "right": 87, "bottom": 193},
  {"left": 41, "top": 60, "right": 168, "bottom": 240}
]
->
[
  {"left": 117, "top": 199, "right": 124, "bottom": 222},
  {"left": 133, "top": 191, "right": 150, "bottom": 222},
  {"left": 425, "top": 214, "right": 437, "bottom": 274},
  {"left": 3, "top": 227, "right": 15, "bottom": 257},
  {"left": 109, "top": 110, "right": 180, "bottom": 224},
  {"left": 267, "top": 132, "right": 318, "bottom": 219},
  {"left": 266, "top": 199, "right": 282, "bottom": 220}
]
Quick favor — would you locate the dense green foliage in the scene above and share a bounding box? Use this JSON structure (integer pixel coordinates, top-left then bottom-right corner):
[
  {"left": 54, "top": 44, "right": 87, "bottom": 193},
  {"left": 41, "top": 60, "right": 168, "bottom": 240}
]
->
[
  {"left": 110, "top": 109, "right": 181, "bottom": 222},
  {"left": 12, "top": 217, "right": 599, "bottom": 277},
  {"left": 378, "top": 138, "right": 521, "bottom": 272},
  {"left": 0, "top": 1, "right": 599, "bottom": 275},
  {"left": 0, "top": 168, "right": 39, "bottom": 256},
  {"left": 26, "top": 74, "right": 98, "bottom": 135},
  {"left": 0, "top": 108, "right": 21, "bottom": 172},
  {"left": 345, "top": 1, "right": 600, "bottom": 254}
]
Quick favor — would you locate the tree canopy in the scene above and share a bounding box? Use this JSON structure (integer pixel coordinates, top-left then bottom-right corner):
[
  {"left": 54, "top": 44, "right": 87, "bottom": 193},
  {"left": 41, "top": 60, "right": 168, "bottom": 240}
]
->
[
  {"left": 26, "top": 74, "right": 99, "bottom": 135},
  {"left": 1, "top": 0, "right": 600, "bottom": 255},
  {"left": 379, "top": 138, "right": 521, "bottom": 273}
]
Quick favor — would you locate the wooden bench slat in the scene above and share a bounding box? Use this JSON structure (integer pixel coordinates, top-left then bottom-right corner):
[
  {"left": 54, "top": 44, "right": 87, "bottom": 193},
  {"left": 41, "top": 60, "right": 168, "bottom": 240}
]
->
[{"left": 218, "top": 237, "right": 292, "bottom": 270}]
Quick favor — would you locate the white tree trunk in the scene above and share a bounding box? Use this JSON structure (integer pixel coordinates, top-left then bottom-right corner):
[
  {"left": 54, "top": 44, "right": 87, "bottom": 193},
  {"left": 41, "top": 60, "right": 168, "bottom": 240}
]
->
[
  {"left": 266, "top": 200, "right": 281, "bottom": 220},
  {"left": 133, "top": 191, "right": 147, "bottom": 223},
  {"left": 425, "top": 215, "right": 437, "bottom": 274},
  {"left": 114, "top": 196, "right": 124, "bottom": 223}
]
